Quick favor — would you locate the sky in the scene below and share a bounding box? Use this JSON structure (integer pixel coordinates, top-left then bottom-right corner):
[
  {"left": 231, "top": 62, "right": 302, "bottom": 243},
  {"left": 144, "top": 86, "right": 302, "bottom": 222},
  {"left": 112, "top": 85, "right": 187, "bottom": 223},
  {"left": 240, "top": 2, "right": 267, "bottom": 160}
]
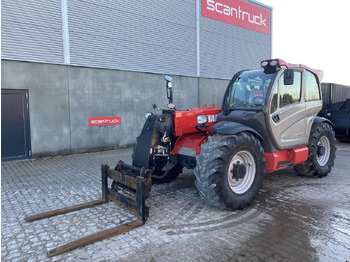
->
[{"left": 258, "top": 0, "right": 350, "bottom": 85}]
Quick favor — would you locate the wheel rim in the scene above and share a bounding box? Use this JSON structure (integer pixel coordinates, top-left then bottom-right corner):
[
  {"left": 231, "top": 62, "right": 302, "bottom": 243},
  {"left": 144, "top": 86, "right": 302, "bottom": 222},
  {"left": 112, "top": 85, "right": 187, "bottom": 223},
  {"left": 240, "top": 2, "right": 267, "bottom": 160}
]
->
[
  {"left": 227, "top": 150, "right": 256, "bottom": 194},
  {"left": 317, "top": 136, "right": 331, "bottom": 166}
]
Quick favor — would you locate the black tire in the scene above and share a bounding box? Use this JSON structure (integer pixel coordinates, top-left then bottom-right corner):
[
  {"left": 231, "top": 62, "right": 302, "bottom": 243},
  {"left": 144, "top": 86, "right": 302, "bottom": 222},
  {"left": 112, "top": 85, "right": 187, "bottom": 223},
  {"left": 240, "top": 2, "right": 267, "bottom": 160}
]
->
[
  {"left": 194, "top": 132, "right": 265, "bottom": 210},
  {"left": 152, "top": 164, "right": 183, "bottom": 184},
  {"left": 294, "top": 123, "right": 336, "bottom": 177}
]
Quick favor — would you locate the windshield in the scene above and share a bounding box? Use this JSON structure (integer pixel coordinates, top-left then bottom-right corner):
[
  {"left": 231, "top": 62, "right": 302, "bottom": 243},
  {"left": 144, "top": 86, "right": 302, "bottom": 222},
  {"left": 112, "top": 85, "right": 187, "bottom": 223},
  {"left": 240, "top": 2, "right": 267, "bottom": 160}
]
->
[{"left": 224, "top": 69, "right": 274, "bottom": 111}]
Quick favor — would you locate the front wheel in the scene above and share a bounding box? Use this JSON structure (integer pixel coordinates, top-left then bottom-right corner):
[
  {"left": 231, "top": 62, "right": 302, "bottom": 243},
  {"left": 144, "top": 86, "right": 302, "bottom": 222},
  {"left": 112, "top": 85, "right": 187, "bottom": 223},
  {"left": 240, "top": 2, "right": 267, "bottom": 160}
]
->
[
  {"left": 194, "top": 133, "right": 265, "bottom": 210},
  {"left": 294, "top": 123, "right": 336, "bottom": 177},
  {"left": 152, "top": 163, "right": 183, "bottom": 184}
]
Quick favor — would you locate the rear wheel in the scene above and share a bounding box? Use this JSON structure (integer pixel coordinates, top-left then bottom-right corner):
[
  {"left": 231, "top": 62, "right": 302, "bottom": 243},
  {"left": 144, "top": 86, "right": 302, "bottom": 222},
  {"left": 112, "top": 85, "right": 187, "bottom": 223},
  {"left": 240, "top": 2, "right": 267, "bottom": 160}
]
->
[
  {"left": 194, "top": 133, "right": 265, "bottom": 210},
  {"left": 294, "top": 123, "right": 336, "bottom": 177}
]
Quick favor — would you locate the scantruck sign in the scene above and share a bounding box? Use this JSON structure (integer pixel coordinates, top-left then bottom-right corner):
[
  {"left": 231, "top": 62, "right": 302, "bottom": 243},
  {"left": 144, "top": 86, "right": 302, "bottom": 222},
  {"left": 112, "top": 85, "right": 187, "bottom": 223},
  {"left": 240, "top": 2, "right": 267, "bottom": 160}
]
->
[
  {"left": 89, "top": 116, "right": 121, "bottom": 126},
  {"left": 202, "top": 0, "right": 270, "bottom": 35}
]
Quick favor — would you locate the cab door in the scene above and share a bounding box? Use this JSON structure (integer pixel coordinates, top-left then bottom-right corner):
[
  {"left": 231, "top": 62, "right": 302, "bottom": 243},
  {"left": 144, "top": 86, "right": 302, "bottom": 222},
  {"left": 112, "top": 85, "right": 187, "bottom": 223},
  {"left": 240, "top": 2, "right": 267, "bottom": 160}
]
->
[
  {"left": 268, "top": 69, "right": 308, "bottom": 149},
  {"left": 304, "top": 70, "right": 323, "bottom": 137}
]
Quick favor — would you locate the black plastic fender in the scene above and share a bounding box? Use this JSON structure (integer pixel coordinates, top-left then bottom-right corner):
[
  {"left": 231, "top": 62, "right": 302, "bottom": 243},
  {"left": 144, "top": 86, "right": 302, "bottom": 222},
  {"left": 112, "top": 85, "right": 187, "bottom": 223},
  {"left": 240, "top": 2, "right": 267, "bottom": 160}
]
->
[
  {"left": 132, "top": 115, "right": 158, "bottom": 168},
  {"left": 132, "top": 112, "right": 174, "bottom": 169},
  {"left": 211, "top": 121, "right": 263, "bottom": 141},
  {"left": 313, "top": 116, "right": 335, "bottom": 129}
]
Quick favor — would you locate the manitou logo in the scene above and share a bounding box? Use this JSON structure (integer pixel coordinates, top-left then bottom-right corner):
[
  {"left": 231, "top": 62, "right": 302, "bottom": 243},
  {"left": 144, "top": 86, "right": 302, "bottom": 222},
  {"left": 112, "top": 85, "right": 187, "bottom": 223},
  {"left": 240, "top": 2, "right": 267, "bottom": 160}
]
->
[
  {"left": 202, "top": 0, "right": 270, "bottom": 35},
  {"left": 207, "top": 114, "right": 218, "bottom": 123},
  {"left": 89, "top": 116, "right": 121, "bottom": 126}
]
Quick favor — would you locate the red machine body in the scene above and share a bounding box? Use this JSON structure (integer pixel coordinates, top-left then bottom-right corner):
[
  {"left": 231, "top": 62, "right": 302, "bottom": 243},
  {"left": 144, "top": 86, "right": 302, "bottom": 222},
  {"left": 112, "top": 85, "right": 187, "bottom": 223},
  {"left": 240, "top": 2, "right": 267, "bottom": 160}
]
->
[
  {"left": 264, "top": 146, "right": 308, "bottom": 173},
  {"left": 170, "top": 105, "right": 221, "bottom": 157},
  {"left": 174, "top": 104, "right": 221, "bottom": 136},
  {"left": 170, "top": 104, "right": 309, "bottom": 173}
]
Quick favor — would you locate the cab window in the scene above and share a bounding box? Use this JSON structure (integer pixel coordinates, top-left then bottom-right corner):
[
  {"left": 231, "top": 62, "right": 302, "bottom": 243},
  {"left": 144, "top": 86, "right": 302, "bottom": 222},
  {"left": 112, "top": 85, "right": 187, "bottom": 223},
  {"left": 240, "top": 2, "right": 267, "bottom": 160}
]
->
[
  {"left": 279, "top": 71, "right": 302, "bottom": 108},
  {"left": 305, "top": 71, "right": 320, "bottom": 101},
  {"left": 270, "top": 85, "right": 278, "bottom": 113}
]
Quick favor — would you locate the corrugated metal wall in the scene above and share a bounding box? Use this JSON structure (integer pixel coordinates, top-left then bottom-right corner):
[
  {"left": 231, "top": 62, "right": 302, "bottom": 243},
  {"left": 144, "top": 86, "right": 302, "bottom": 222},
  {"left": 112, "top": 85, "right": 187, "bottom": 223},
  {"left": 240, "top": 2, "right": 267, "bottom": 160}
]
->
[
  {"left": 67, "top": 0, "right": 197, "bottom": 76},
  {"left": 1, "top": 0, "right": 64, "bottom": 63},
  {"left": 199, "top": 1, "right": 272, "bottom": 79},
  {"left": 321, "top": 83, "right": 350, "bottom": 108},
  {"left": 1, "top": 0, "right": 271, "bottom": 79}
]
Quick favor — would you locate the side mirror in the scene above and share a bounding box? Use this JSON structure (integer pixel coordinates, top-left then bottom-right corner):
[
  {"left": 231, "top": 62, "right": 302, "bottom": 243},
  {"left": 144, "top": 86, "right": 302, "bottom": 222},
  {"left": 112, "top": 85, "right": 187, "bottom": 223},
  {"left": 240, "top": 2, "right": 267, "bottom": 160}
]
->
[{"left": 284, "top": 69, "right": 294, "bottom": 85}]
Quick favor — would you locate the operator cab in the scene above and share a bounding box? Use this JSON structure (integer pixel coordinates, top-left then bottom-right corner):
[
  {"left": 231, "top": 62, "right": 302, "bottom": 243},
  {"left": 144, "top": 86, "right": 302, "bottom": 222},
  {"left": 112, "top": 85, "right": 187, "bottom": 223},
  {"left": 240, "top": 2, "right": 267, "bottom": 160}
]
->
[{"left": 220, "top": 59, "right": 323, "bottom": 151}]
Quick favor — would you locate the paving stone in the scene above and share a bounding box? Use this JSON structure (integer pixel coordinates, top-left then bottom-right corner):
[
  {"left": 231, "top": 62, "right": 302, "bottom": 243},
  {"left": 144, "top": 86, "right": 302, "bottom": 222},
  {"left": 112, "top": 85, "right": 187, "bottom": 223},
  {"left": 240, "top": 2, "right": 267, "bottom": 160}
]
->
[{"left": 2, "top": 144, "right": 350, "bottom": 261}]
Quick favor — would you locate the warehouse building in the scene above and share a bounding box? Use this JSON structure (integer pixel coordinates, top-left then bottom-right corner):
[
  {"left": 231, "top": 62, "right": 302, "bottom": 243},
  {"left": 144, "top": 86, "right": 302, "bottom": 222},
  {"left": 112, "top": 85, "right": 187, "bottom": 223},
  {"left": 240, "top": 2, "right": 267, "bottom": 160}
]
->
[{"left": 1, "top": 0, "right": 272, "bottom": 160}]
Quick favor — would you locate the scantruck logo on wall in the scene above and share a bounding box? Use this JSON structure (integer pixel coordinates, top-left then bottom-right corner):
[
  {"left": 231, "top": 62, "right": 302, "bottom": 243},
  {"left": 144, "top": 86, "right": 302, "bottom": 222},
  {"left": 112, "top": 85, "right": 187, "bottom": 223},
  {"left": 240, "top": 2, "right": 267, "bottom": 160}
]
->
[
  {"left": 89, "top": 116, "right": 121, "bottom": 126},
  {"left": 202, "top": 0, "right": 270, "bottom": 35}
]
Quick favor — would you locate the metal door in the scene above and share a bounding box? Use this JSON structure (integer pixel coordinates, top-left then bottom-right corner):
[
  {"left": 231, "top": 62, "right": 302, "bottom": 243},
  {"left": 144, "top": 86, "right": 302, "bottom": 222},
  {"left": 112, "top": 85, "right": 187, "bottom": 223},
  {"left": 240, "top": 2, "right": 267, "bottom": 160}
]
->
[
  {"left": 1, "top": 89, "right": 31, "bottom": 161},
  {"left": 268, "top": 70, "right": 308, "bottom": 149}
]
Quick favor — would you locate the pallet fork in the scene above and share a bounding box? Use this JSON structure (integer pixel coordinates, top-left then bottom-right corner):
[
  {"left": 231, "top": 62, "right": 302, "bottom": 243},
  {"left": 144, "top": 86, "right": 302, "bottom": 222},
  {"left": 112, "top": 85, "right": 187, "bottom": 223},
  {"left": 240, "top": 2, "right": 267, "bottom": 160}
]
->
[{"left": 25, "top": 161, "right": 153, "bottom": 257}]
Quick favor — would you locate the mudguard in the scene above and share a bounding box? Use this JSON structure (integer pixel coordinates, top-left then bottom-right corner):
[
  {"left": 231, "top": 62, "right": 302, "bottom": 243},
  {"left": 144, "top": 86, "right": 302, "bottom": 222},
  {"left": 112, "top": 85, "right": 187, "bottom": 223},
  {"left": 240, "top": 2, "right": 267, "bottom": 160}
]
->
[
  {"left": 132, "top": 112, "right": 174, "bottom": 168},
  {"left": 132, "top": 115, "right": 158, "bottom": 168},
  {"left": 211, "top": 121, "right": 263, "bottom": 141},
  {"left": 313, "top": 116, "right": 334, "bottom": 129}
]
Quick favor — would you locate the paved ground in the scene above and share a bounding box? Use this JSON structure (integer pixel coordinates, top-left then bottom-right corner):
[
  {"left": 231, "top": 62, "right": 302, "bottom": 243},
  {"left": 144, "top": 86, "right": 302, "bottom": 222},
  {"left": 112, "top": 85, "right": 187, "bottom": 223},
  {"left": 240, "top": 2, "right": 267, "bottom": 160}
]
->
[{"left": 1, "top": 142, "right": 350, "bottom": 262}]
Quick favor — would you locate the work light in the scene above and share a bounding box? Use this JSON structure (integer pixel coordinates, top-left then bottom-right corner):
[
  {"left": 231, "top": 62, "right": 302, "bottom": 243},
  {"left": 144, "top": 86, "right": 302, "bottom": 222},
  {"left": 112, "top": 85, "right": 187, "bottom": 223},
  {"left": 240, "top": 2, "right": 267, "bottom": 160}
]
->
[{"left": 197, "top": 114, "right": 208, "bottom": 124}]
